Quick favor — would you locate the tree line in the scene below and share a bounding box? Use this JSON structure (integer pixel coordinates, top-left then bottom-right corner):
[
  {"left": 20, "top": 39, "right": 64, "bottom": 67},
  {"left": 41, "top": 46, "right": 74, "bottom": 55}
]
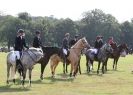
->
[{"left": 0, "top": 9, "right": 133, "bottom": 50}]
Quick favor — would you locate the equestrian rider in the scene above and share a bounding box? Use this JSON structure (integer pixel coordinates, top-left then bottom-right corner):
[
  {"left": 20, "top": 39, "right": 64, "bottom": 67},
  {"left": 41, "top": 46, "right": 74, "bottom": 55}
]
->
[
  {"left": 14, "top": 29, "right": 29, "bottom": 69},
  {"left": 33, "top": 30, "right": 42, "bottom": 48},
  {"left": 69, "top": 34, "right": 79, "bottom": 47},
  {"left": 62, "top": 33, "right": 70, "bottom": 64},
  {"left": 94, "top": 35, "right": 104, "bottom": 50},
  {"left": 108, "top": 37, "right": 114, "bottom": 45}
]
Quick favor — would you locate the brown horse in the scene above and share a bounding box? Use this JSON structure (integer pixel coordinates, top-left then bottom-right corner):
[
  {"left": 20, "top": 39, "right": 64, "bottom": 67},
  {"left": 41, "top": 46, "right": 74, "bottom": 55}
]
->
[
  {"left": 50, "top": 37, "right": 89, "bottom": 77},
  {"left": 105, "top": 43, "right": 128, "bottom": 70}
]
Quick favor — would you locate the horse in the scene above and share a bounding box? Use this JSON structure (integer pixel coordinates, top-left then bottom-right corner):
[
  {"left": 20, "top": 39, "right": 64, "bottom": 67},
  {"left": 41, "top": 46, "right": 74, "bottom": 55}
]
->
[
  {"left": 50, "top": 37, "right": 89, "bottom": 77},
  {"left": 6, "top": 48, "right": 43, "bottom": 86},
  {"left": 38, "top": 46, "right": 63, "bottom": 80},
  {"left": 64, "top": 39, "right": 82, "bottom": 74},
  {"left": 85, "top": 43, "right": 113, "bottom": 74},
  {"left": 105, "top": 43, "right": 128, "bottom": 70}
]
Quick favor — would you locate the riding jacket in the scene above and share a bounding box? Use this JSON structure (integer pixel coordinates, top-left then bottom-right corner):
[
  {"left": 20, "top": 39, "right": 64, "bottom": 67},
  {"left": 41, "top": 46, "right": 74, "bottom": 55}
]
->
[
  {"left": 62, "top": 37, "right": 69, "bottom": 50},
  {"left": 33, "top": 36, "right": 42, "bottom": 48},
  {"left": 94, "top": 39, "right": 103, "bottom": 49},
  {"left": 14, "top": 36, "right": 28, "bottom": 51}
]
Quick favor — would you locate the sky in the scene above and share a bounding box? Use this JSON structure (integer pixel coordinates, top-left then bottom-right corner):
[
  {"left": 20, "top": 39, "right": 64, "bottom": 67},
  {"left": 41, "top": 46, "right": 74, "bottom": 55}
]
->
[{"left": 0, "top": 0, "right": 133, "bottom": 22}]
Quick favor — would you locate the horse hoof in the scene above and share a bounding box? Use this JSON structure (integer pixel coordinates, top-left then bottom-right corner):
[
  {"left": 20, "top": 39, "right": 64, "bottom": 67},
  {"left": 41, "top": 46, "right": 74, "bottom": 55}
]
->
[
  {"left": 51, "top": 75, "right": 55, "bottom": 78},
  {"left": 6, "top": 80, "right": 9, "bottom": 84},
  {"left": 13, "top": 79, "right": 15, "bottom": 84},
  {"left": 40, "top": 77, "right": 43, "bottom": 80},
  {"left": 97, "top": 71, "right": 99, "bottom": 75},
  {"left": 70, "top": 73, "right": 72, "bottom": 77}
]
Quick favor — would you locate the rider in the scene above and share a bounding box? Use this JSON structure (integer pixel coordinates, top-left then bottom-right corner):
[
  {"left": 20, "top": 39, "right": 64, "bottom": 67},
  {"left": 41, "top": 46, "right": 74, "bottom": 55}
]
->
[
  {"left": 95, "top": 35, "right": 104, "bottom": 48},
  {"left": 33, "top": 30, "right": 42, "bottom": 48},
  {"left": 108, "top": 37, "right": 114, "bottom": 45},
  {"left": 14, "top": 29, "right": 29, "bottom": 69},
  {"left": 62, "top": 33, "right": 70, "bottom": 64},
  {"left": 69, "top": 34, "right": 79, "bottom": 47},
  {"left": 94, "top": 35, "right": 104, "bottom": 54}
]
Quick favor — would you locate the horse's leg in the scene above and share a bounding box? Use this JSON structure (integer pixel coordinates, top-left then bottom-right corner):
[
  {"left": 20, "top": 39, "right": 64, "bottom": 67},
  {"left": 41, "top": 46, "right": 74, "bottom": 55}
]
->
[
  {"left": 86, "top": 56, "right": 89, "bottom": 72},
  {"left": 105, "top": 58, "right": 108, "bottom": 71},
  {"left": 50, "top": 60, "right": 54, "bottom": 77},
  {"left": 12, "top": 64, "right": 16, "bottom": 84},
  {"left": 7, "top": 63, "right": 10, "bottom": 84},
  {"left": 22, "top": 69, "right": 27, "bottom": 87},
  {"left": 102, "top": 62, "right": 105, "bottom": 74},
  {"left": 78, "top": 63, "right": 81, "bottom": 74},
  {"left": 53, "top": 62, "right": 59, "bottom": 77},
  {"left": 70, "top": 64, "right": 73, "bottom": 77},
  {"left": 78, "top": 57, "right": 81, "bottom": 74},
  {"left": 29, "top": 69, "right": 32, "bottom": 87},
  {"left": 73, "top": 62, "right": 78, "bottom": 77},
  {"left": 115, "top": 57, "right": 119, "bottom": 70},
  {"left": 40, "top": 58, "right": 49, "bottom": 80},
  {"left": 89, "top": 60, "right": 93, "bottom": 72},
  {"left": 66, "top": 64, "right": 68, "bottom": 73},
  {"left": 63, "top": 63, "right": 65, "bottom": 74},
  {"left": 113, "top": 58, "right": 115, "bottom": 70},
  {"left": 97, "top": 61, "right": 101, "bottom": 74}
]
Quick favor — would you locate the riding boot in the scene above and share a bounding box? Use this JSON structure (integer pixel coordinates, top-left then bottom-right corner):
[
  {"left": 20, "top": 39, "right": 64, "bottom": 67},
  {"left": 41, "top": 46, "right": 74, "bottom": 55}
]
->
[{"left": 16, "top": 59, "right": 24, "bottom": 72}]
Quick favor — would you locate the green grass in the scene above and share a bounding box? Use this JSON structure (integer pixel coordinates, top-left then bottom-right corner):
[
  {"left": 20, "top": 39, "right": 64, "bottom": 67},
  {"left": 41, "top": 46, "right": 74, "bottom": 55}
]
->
[{"left": 0, "top": 52, "right": 133, "bottom": 95}]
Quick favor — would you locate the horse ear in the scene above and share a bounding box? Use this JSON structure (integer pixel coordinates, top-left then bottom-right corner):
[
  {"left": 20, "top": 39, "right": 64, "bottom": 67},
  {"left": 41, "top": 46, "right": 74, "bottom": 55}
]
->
[{"left": 82, "top": 37, "right": 86, "bottom": 39}]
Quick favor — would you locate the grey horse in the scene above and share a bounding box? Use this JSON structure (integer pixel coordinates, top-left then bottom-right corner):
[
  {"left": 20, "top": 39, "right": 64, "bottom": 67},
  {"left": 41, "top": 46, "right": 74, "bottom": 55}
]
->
[
  {"left": 85, "top": 43, "right": 113, "bottom": 74},
  {"left": 6, "top": 48, "right": 43, "bottom": 86}
]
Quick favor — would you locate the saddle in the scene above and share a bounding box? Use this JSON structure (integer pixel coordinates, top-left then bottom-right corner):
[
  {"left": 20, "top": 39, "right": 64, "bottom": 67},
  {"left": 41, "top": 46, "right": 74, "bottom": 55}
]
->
[
  {"left": 90, "top": 48, "right": 98, "bottom": 55},
  {"left": 89, "top": 48, "right": 99, "bottom": 59}
]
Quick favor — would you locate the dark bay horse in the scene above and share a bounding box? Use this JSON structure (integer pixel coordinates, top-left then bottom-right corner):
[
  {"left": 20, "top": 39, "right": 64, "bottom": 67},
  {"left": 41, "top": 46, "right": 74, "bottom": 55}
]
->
[
  {"left": 39, "top": 46, "right": 63, "bottom": 80},
  {"left": 85, "top": 43, "right": 113, "bottom": 74},
  {"left": 105, "top": 43, "right": 128, "bottom": 70},
  {"left": 50, "top": 37, "right": 89, "bottom": 77}
]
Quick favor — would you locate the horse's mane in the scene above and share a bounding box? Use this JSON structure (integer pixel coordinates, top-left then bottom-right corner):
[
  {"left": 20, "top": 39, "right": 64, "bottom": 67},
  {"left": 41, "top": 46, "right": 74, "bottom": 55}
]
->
[{"left": 71, "top": 38, "right": 81, "bottom": 48}]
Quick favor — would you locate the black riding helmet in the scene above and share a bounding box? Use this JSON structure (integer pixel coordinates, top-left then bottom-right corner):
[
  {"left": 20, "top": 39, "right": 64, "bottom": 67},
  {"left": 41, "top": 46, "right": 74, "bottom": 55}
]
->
[
  {"left": 17, "top": 29, "right": 24, "bottom": 33},
  {"left": 35, "top": 30, "right": 41, "bottom": 34}
]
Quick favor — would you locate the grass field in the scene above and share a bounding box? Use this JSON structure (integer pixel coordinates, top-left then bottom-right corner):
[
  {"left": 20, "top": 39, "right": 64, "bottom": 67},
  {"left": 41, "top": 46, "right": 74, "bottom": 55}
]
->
[{"left": 0, "top": 52, "right": 133, "bottom": 95}]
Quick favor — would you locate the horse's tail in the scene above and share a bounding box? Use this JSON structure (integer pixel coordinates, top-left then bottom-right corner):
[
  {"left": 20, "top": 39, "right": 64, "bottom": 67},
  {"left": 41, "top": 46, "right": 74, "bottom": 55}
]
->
[{"left": 50, "top": 54, "right": 61, "bottom": 75}]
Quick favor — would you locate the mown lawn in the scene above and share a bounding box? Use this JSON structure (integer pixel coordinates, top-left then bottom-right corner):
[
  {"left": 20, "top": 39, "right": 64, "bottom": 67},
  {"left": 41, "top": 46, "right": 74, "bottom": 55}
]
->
[{"left": 0, "top": 52, "right": 133, "bottom": 95}]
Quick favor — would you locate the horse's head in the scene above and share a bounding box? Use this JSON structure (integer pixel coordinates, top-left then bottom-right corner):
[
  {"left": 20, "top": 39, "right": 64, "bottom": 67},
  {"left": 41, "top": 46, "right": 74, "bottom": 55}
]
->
[
  {"left": 79, "top": 37, "right": 90, "bottom": 48},
  {"left": 29, "top": 47, "right": 44, "bottom": 62},
  {"left": 118, "top": 43, "right": 128, "bottom": 57},
  {"left": 102, "top": 43, "right": 113, "bottom": 53}
]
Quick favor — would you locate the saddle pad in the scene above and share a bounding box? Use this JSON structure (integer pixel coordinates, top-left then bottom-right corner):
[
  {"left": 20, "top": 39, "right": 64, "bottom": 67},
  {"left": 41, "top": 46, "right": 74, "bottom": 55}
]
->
[
  {"left": 89, "top": 48, "right": 98, "bottom": 54},
  {"left": 11, "top": 51, "right": 20, "bottom": 60},
  {"left": 63, "top": 49, "right": 67, "bottom": 55}
]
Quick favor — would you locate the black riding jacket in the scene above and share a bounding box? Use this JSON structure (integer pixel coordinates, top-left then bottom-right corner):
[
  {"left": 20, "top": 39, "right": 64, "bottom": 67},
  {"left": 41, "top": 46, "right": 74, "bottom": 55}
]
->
[
  {"left": 14, "top": 36, "right": 28, "bottom": 51},
  {"left": 33, "top": 36, "right": 42, "bottom": 48}
]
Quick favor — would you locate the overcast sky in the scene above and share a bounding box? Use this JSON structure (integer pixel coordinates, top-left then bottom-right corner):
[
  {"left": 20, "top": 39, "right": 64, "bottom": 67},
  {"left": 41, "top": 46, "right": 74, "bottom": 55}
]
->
[{"left": 0, "top": 0, "right": 133, "bottom": 22}]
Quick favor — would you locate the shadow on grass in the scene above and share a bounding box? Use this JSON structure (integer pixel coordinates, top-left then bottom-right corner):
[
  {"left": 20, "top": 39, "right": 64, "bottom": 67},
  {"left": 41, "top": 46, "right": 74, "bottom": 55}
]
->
[
  {"left": 44, "top": 75, "right": 74, "bottom": 83},
  {"left": 81, "top": 71, "right": 106, "bottom": 77},
  {"left": 108, "top": 69, "right": 125, "bottom": 72},
  {"left": 0, "top": 84, "right": 30, "bottom": 93}
]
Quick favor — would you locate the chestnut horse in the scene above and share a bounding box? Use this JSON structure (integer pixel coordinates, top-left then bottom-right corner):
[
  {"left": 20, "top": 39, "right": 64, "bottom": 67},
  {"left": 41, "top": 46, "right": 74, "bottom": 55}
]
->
[{"left": 50, "top": 37, "right": 89, "bottom": 77}]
